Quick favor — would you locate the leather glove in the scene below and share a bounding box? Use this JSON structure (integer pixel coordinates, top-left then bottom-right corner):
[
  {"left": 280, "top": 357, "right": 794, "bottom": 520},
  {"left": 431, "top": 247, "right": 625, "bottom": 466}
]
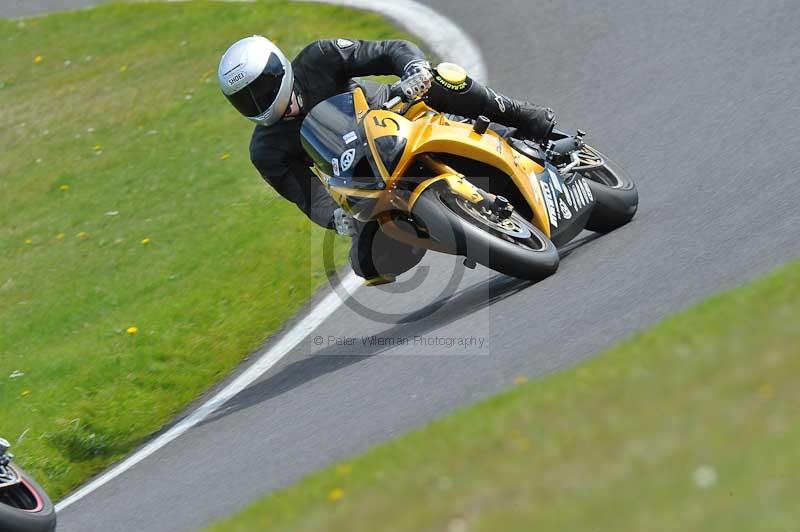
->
[
  {"left": 399, "top": 60, "right": 433, "bottom": 100},
  {"left": 516, "top": 103, "right": 556, "bottom": 143}
]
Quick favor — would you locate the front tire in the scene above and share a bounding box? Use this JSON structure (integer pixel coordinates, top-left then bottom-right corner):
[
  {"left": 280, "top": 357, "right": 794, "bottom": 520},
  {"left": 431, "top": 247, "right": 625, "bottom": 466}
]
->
[
  {"left": 0, "top": 466, "right": 56, "bottom": 532},
  {"left": 411, "top": 187, "right": 559, "bottom": 281},
  {"left": 579, "top": 149, "right": 639, "bottom": 233}
]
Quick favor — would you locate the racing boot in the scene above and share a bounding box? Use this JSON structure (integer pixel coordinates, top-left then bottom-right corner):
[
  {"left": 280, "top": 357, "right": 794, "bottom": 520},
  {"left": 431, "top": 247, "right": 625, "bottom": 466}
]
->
[
  {"left": 349, "top": 220, "right": 425, "bottom": 286},
  {"left": 514, "top": 101, "right": 556, "bottom": 143},
  {"left": 363, "top": 274, "right": 397, "bottom": 287}
]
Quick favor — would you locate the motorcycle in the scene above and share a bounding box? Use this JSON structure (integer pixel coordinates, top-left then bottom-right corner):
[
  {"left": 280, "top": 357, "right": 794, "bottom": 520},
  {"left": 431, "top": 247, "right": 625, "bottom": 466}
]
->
[
  {"left": 300, "top": 73, "right": 638, "bottom": 281},
  {"left": 0, "top": 438, "right": 56, "bottom": 532}
]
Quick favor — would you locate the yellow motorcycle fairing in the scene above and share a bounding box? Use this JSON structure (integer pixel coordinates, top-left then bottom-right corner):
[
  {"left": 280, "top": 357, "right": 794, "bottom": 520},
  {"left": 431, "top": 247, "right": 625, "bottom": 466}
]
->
[{"left": 352, "top": 88, "right": 553, "bottom": 238}]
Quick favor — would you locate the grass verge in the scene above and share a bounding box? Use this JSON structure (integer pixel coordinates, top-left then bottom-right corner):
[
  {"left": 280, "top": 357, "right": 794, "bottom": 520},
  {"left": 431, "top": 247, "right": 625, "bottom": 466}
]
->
[
  {"left": 0, "top": 1, "right": 408, "bottom": 500},
  {"left": 208, "top": 260, "right": 800, "bottom": 532}
]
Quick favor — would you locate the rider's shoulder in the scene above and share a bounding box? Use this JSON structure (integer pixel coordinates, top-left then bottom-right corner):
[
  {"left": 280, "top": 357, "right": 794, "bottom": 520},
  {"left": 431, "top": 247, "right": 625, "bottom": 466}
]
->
[
  {"left": 303, "top": 38, "right": 359, "bottom": 58},
  {"left": 291, "top": 39, "right": 331, "bottom": 67}
]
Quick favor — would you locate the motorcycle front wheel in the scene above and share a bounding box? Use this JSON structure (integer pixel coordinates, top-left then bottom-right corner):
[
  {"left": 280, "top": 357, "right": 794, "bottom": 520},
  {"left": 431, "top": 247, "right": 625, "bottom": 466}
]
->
[
  {"left": 411, "top": 186, "right": 559, "bottom": 281},
  {"left": 0, "top": 465, "right": 56, "bottom": 532}
]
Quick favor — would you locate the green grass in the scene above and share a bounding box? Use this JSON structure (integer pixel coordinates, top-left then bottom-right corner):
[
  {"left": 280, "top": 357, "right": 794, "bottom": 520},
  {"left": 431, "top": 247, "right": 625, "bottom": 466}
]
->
[
  {"left": 0, "top": 1, "right": 409, "bottom": 500},
  {"left": 208, "top": 260, "right": 800, "bottom": 532}
]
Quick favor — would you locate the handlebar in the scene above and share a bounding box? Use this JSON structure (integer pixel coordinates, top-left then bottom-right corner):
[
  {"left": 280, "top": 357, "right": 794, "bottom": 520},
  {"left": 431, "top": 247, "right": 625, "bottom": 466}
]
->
[
  {"left": 382, "top": 94, "right": 404, "bottom": 111},
  {"left": 382, "top": 67, "right": 433, "bottom": 110}
]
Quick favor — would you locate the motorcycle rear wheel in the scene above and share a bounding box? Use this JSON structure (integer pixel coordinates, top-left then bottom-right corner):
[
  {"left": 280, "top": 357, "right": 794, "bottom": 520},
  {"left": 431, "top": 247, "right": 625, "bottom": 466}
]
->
[
  {"left": 0, "top": 466, "right": 56, "bottom": 532},
  {"left": 411, "top": 187, "right": 559, "bottom": 281},
  {"left": 578, "top": 149, "right": 639, "bottom": 233}
]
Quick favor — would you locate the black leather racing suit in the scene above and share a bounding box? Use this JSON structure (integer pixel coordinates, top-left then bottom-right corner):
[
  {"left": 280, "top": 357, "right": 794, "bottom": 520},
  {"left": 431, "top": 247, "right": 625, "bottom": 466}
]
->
[{"left": 249, "top": 38, "right": 555, "bottom": 279}]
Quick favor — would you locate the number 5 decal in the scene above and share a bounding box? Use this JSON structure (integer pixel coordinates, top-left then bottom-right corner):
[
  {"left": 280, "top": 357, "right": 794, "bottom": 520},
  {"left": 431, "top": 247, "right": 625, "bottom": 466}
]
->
[{"left": 373, "top": 115, "right": 400, "bottom": 131}]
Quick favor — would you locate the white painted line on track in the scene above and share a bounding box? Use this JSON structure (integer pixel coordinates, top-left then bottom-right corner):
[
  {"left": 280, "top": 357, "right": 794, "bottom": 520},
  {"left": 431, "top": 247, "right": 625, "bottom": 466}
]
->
[
  {"left": 56, "top": 272, "right": 361, "bottom": 512},
  {"left": 297, "top": 0, "right": 488, "bottom": 83},
  {"left": 55, "top": 0, "right": 487, "bottom": 513}
]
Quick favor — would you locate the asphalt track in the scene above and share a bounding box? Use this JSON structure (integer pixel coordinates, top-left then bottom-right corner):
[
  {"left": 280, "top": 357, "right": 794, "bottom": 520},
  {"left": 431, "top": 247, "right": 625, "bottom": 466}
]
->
[{"left": 6, "top": 1, "right": 800, "bottom": 530}]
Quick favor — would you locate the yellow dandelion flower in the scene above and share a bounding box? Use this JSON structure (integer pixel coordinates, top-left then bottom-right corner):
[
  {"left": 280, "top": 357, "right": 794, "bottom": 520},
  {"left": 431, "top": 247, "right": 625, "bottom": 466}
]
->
[
  {"left": 119, "top": 65, "right": 128, "bottom": 72},
  {"left": 219, "top": 153, "right": 230, "bottom": 160},
  {"left": 56, "top": 233, "right": 66, "bottom": 240},
  {"left": 514, "top": 375, "right": 528, "bottom": 385},
  {"left": 24, "top": 239, "right": 33, "bottom": 245},
  {"left": 327, "top": 488, "right": 344, "bottom": 502},
  {"left": 759, "top": 383, "right": 775, "bottom": 400},
  {"left": 141, "top": 237, "right": 151, "bottom": 245},
  {"left": 34, "top": 55, "right": 43, "bottom": 64},
  {"left": 508, "top": 430, "right": 532, "bottom": 452},
  {"left": 126, "top": 326, "right": 139, "bottom": 335},
  {"left": 93, "top": 144, "right": 102, "bottom": 151},
  {"left": 77, "top": 231, "right": 88, "bottom": 238},
  {"left": 21, "top": 390, "right": 31, "bottom": 397},
  {"left": 60, "top": 184, "right": 70, "bottom": 191}
]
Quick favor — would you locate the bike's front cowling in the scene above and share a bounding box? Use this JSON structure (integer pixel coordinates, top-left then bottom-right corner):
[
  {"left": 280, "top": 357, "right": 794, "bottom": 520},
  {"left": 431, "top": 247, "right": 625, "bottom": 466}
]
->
[{"left": 0, "top": 438, "right": 57, "bottom": 532}]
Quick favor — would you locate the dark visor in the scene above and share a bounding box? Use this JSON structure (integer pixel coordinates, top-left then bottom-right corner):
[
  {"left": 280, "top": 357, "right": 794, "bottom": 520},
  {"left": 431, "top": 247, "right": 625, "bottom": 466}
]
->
[{"left": 225, "top": 53, "right": 286, "bottom": 117}]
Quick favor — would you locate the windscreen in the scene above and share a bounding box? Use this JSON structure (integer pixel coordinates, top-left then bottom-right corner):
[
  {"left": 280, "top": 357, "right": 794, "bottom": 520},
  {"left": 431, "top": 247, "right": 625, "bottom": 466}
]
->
[{"left": 300, "top": 92, "right": 380, "bottom": 188}]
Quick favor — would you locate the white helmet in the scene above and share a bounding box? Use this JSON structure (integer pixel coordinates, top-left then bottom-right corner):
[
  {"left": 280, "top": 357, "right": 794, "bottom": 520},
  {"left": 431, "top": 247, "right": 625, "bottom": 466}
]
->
[{"left": 218, "top": 36, "right": 294, "bottom": 127}]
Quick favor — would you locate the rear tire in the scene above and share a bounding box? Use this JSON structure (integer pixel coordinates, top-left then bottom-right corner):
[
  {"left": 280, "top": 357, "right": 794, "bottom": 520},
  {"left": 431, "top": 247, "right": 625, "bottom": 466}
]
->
[
  {"left": 0, "top": 466, "right": 56, "bottom": 532},
  {"left": 411, "top": 187, "right": 559, "bottom": 281},
  {"left": 579, "top": 150, "right": 638, "bottom": 233}
]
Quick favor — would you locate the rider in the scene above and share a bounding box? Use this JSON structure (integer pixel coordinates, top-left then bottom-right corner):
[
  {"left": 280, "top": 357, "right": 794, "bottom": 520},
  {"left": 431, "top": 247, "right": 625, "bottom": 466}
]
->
[{"left": 218, "top": 36, "right": 556, "bottom": 285}]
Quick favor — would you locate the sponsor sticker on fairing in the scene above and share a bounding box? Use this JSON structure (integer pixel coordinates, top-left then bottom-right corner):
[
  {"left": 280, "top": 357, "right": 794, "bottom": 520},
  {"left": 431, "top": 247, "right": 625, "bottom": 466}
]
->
[
  {"left": 581, "top": 178, "right": 594, "bottom": 201},
  {"left": 559, "top": 198, "right": 572, "bottom": 220},
  {"left": 340, "top": 148, "right": 356, "bottom": 171},
  {"left": 547, "top": 166, "right": 563, "bottom": 193},
  {"left": 564, "top": 184, "right": 574, "bottom": 207},
  {"left": 573, "top": 182, "right": 585, "bottom": 208},
  {"left": 332, "top": 158, "right": 340, "bottom": 177},
  {"left": 540, "top": 180, "right": 558, "bottom": 228},
  {"left": 342, "top": 131, "right": 358, "bottom": 144}
]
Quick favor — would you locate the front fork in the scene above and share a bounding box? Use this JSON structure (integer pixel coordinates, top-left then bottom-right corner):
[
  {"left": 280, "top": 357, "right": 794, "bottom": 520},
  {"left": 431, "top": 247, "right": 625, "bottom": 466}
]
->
[
  {"left": 406, "top": 155, "right": 512, "bottom": 219},
  {"left": 377, "top": 155, "right": 482, "bottom": 254}
]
